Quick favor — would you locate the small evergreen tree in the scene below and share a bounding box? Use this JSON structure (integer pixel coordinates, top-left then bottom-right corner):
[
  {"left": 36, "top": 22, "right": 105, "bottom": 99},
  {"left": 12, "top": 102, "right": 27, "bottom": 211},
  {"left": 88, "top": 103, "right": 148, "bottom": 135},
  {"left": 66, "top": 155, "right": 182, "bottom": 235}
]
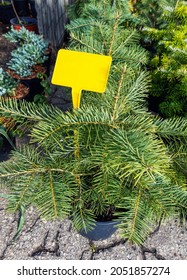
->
[
  {"left": 130, "top": 0, "right": 175, "bottom": 28},
  {"left": 0, "top": 0, "right": 186, "bottom": 245}
]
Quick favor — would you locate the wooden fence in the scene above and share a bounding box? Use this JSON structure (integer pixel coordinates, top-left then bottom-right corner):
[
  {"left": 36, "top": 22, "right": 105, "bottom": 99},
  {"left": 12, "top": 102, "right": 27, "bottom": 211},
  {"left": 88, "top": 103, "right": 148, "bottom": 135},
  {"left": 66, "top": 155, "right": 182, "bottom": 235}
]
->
[{"left": 35, "top": 0, "right": 72, "bottom": 49}]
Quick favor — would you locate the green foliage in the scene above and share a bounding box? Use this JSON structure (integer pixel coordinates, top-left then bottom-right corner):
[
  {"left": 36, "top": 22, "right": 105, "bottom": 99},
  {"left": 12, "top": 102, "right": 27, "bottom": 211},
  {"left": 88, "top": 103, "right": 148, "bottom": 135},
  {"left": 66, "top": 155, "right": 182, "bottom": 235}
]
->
[
  {"left": 143, "top": 0, "right": 187, "bottom": 117},
  {"left": 33, "top": 73, "right": 53, "bottom": 104},
  {"left": 67, "top": 0, "right": 90, "bottom": 19},
  {"left": 4, "top": 27, "right": 49, "bottom": 78},
  {"left": 130, "top": 0, "right": 175, "bottom": 28},
  {"left": 0, "top": 67, "right": 18, "bottom": 96},
  {"left": 7, "top": 44, "right": 47, "bottom": 77},
  {"left": 0, "top": 0, "right": 187, "bottom": 245},
  {"left": 67, "top": 0, "right": 147, "bottom": 71},
  {"left": 68, "top": 0, "right": 142, "bottom": 26},
  {"left": 0, "top": 125, "right": 15, "bottom": 148},
  {"left": 4, "top": 27, "right": 48, "bottom": 50},
  {"left": 0, "top": 67, "right": 187, "bottom": 244}
]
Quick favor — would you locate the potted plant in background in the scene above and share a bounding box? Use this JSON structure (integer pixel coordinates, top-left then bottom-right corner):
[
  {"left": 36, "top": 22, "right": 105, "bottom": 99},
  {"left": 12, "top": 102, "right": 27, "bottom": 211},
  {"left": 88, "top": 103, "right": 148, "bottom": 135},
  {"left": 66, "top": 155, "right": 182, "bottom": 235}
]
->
[
  {"left": 10, "top": 0, "right": 38, "bottom": 33},
  {"left": 3, "top": 27, "right": 50, "bottom": 101},
  {"left": 0, "top": 67, "right": 29, "bottom": 99},
  {"left": 0, "top": 0, "right": 15, "bottom": 23},
  {"left": 0, "top": 66, "right": 29, "bottom": 131}
]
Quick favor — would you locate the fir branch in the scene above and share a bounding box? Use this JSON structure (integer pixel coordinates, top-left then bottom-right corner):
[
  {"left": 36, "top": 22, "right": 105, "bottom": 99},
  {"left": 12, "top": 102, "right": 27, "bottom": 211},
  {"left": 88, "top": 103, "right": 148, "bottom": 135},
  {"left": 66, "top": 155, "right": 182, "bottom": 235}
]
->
[
  {"left": 128, "top": 189, "right": 142, "bottom": 243},
  {"left": 112, "top": 65, "right": 127, "bottom": 121},
  {"left": 108, "top": 12, "right": 120, "bottom": 56}
]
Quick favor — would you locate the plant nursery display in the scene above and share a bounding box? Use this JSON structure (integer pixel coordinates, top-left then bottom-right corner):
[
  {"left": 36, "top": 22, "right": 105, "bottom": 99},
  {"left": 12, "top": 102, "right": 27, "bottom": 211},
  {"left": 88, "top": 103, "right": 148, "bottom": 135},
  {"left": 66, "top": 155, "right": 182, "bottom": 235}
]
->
[
  {"left": 0, "top": 0, "right": 187, "bottom": 245},
  {"left": 0, "top": 0, "right": 37, "bottom": 31},
  {"left": 10, "top": 16, "right": 38, "bottom": 32},
  {"left": 3, "top": 27, "right": 50, "bottom": 101},
  {"left": 10, "top": 0, "right": 38, "bottom": 32},
  {"left": 4, "top": 26, "right": 48, "bottom": 78}
]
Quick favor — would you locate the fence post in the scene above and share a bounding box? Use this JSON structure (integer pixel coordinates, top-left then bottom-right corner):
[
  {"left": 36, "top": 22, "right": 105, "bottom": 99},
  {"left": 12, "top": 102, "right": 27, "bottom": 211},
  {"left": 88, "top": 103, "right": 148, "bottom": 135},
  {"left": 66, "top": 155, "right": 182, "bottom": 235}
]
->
[{"left": 35, "top": 0, "right": 71, "bottom": 48}]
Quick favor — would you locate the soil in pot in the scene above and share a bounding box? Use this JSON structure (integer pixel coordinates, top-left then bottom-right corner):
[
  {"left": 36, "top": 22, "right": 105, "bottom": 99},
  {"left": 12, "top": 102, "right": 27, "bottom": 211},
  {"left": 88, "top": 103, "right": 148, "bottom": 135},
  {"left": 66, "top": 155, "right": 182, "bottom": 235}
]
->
[
  {"left": 11, "top": 82, "right": 29, "bottom": 99},
  {"left": 1, "top": 81, "right": 29, "bottom": 100},
  {"left": 7, "top": 65, "right": 47, "bottom": 101},
  {"left": 7, "top": 64, "right": 46, "bottom": 80}
]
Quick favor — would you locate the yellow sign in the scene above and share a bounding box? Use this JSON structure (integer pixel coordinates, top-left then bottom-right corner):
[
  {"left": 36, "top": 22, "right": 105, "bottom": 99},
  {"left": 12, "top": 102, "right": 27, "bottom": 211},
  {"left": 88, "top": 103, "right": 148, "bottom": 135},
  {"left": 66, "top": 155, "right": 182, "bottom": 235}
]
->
[{"left": 51, "top": 49, "right": 112, "bottom": 109}]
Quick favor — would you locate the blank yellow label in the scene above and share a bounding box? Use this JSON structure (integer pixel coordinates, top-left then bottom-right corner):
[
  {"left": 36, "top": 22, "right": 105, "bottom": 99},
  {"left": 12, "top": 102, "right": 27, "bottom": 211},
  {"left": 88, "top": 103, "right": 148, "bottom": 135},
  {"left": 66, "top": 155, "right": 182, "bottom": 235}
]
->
[{"left": 51, "top": 49, "right": 112, "bottom": 108}]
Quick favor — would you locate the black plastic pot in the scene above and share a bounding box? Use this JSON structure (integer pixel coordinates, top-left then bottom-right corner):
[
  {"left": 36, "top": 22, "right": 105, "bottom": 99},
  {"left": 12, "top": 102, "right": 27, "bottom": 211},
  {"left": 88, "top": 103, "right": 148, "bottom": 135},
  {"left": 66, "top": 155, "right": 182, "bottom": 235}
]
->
[
  {"left": 0, "top": 1, "right": 15, "bottom": 23},
  {"left": 79, "top": 220, "right": 119, "bottom": 241},
  {"left": 43, "top": 48, "right": 52, "bottom": 77},
  {"left": 22, "top": 78, "right": 44, "bottom": 102},
  {"left": 13, "top": 0, "right": 30, "bottom": 16}
]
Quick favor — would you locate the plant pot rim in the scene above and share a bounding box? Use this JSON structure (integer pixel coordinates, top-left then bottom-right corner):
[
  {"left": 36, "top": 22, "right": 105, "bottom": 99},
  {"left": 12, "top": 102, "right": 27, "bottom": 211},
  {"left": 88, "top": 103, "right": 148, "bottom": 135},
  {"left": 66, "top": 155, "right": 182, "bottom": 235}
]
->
[
  {"left": 3, "top": 82, "right": 29, "bottom": 100},
  {"left": 6, "top": 65, "right": 46, "bottom": 80},
  {"left": 10, "top": 16, "right": 37, "bottom": 26},
  {"left": 79, "top": 219, "right": 119, "bottom": 240},
  {"left": 13, "top": 82, "right": 29, "bottom": 99},
  {"left": 95, "top": 220, "right": 119, "bottom": 225}
]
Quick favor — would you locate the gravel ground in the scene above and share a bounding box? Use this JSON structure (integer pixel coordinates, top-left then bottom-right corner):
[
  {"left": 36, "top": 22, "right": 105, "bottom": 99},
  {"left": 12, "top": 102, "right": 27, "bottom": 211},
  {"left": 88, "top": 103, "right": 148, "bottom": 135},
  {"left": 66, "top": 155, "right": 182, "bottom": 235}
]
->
[{"left": 0, "top": 193, "right": 187, "bottom": 260}]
